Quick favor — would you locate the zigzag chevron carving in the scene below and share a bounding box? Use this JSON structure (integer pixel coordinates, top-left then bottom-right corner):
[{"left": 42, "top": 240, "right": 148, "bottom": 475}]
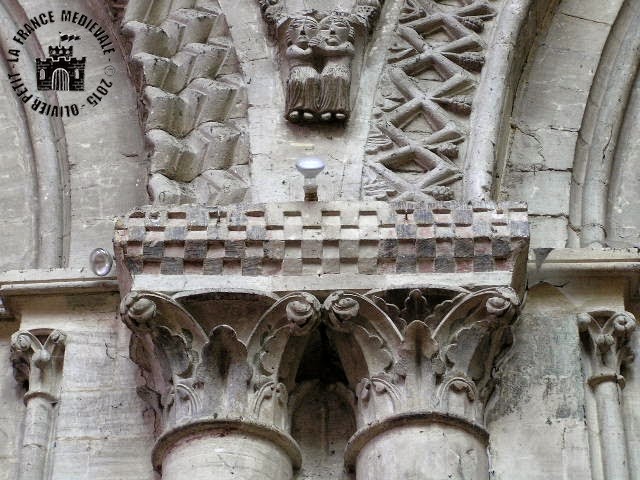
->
[{"left": 122, "top": 0, "right": 250, "bottom": 205}]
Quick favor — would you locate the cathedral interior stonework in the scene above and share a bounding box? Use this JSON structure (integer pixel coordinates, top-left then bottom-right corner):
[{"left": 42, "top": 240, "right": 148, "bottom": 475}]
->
[{"left": 0, "top": 0, "right": 639, "bottom": 479}]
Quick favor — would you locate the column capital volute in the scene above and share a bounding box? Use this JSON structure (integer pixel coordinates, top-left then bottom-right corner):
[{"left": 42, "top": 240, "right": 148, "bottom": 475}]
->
[
  {"left": 577, "top": 310, "right": 636, "bottom": 387},
  {"left": 10, "top": 329, "right": 67, "bottom": 403}
]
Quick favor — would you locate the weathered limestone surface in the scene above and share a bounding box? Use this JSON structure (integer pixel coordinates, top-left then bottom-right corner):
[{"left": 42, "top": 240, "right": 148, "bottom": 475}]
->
[
  {"left": 500, "top": 0, "right": 640, "bottom": 250},
  {"left": 162, "top": 434, "right": 293, "bottom": 480},
  {"left": 356, "top": 425, "right": 488, "bottom": 480},
  {"left": 0, "top": 0, "right": 639, "bottom": 479},
  {"left": 0, "top": 284, "right": 155, "bottom": 480},
  {"left": 0, "top": 0, "right": 147, "bottom": 271}
]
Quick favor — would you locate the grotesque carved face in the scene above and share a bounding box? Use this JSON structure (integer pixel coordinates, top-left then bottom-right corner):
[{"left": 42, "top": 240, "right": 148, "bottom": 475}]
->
[
  {"left": 287, "top": 16, "right": 319, "bottom": 48},
  {"left": 319, "top": 15, "right": 352, "bottom": 46}
]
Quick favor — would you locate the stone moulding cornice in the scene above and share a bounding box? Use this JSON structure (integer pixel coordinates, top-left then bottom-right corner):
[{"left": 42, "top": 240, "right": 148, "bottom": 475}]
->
[
  {"left": 113, "top": 200, "right": 529, "bottom": 294},
  {"left": 0, "top": 269, "right": 118, "bottom": 296},
  {"left": 0, "top": 269, "right": 119, "bottom": 320},
  {"left": 528, "top": 248, "right": 640, "bottom": 301}
]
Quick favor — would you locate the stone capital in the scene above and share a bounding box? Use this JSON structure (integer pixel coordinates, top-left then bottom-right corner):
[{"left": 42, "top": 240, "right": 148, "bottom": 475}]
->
[
  {"left": 10, "top": 329, "right": 67, "bottom": 403},
  {"left": 120, "top": 284, "right": 519, "bottom": 463},
  {"left": 577, "top": 310, "right": 637, "bottom": 388}
]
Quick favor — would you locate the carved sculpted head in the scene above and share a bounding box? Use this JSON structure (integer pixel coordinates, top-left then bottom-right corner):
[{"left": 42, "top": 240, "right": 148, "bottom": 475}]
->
[
  {"left": 318, "top": 13, "right": 355, "bottom": 46},
  {"left": 286, "top": 16, "right": 319, "bottom": 48}
]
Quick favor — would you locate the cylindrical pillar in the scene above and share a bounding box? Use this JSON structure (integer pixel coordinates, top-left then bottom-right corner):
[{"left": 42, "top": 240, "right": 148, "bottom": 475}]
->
[
  {"left": 346, "top": 414, "right": 489, "bottom": 480},
  {"left": 593, "top": 379, "right": 630, "bottom": 480},
  {"left": 10, "top": 329, "right": 66, "bottom": 480},
  {"left": 152, "top": 420, "right": 301, "bottom": 480},
  {"left": 19, "top": 395, "right": 56, "bottom": 480}
]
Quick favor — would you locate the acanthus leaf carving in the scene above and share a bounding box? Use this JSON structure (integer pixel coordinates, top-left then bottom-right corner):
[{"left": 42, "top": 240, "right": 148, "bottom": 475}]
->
[
  {"left": 251, "top": 380, "right": 289, "bottom": 430},
  {"left": 577, "top": 310, "right": 637, "bottom": 387},
  {"left": 121, "top": 292, "right": 257, "bottom": 432},
  {"left": 252, "top": 292, "right": 321, "bottom": 380},
  {"left": 371, "top": 295, "right": 406, "bottom": 331},
  {"left": 10, "top": 329, "right": 67, "bottom": 401},
  {"left": 356, "top": 373, "right": 400, "bottom": 425},
  {"left": 351, "top": 287, "right": 518, "bottom": 426},
  {"left": 393, "top": 320, "right": 441, "bottom": 410},
  {"left": 400, "top": 289, "right": 431, "bottom": 323},
  {"left": 433, "top": 289, "right": 519, "bottom": 422},
  {"left": 195, "top": 325, "right": 253, "bottom": 418},
  {"left": 119, "top": 286, "right": 520, "bottom": 442},
  {"left": 324, "top": 291, "right": 397, "bottom": 372}
]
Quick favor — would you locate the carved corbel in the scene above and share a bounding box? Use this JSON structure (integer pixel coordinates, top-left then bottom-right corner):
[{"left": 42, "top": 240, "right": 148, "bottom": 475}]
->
[
  {"left": 10, "top": 329, "right": 67, "bottom": 480},
  {"left": 257, "top": 1, "right": 385, "bottom": 124},
  {"left": 577, "top": 310, "right": 636, "bottom": 480}
]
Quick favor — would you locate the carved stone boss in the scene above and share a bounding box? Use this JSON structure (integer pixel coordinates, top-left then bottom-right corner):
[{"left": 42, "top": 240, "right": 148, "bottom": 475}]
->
[
  {"left": 10, "top": 330, "right": 67, "bottom": 480},
  {"left": 578, "top": 311, "right": 637, "bottom": 480},
  {"left": 257, "top": 0, "right": 384, "bottom": 123},
  {"left": 121, "top": 286, "right": 518, "bottom": 479}
]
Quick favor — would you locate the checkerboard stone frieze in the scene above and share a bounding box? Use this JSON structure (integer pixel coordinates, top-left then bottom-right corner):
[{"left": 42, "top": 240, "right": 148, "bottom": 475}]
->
[{"left": 114, "top": 201, "right": 529, "bottom": 276}]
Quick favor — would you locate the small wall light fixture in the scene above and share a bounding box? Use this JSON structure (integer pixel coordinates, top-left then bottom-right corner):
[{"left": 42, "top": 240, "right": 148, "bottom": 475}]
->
[
  {"left": 295, "top": 156, "right": 325, "bottom": 201},
  {"left": 90, "top": 248, "right": 113, "bottom": 276}
]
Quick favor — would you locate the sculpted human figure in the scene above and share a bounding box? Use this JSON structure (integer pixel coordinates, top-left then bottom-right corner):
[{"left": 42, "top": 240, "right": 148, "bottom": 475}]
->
[
  {"left": 315, "top": 13, "right": 355, "bottom": 122},
  {"left": 285, "top": 16, "right": 320, "bottom": 123}
]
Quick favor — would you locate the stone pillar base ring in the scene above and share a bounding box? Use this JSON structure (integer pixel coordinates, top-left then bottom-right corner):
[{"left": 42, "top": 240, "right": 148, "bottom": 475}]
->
[
  {"left": 344, "top": 411, "right": 489, "bottom": 472},
  {"left": 152, "top": 418, "right": 302, "bottom": 473}
]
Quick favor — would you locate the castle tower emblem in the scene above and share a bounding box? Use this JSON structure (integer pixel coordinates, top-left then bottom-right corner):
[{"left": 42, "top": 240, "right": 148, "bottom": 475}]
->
[{"left": 36, "top": 33, "right": 85, "bottom": 91}]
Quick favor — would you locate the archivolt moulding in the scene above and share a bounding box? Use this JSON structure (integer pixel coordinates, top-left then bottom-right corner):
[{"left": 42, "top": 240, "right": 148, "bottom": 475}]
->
[
  {"left": 0, "top": 0, "right": 70, "bottom": 268},
  {"left": 569, "top": 0, "right": 640, "bottom": 247}
]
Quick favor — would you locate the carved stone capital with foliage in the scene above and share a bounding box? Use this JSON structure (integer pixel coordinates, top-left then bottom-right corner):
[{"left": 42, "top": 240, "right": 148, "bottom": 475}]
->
[
  {"left": 120, "top": 286, "right": 519, "bottom": 466},
  {"left": 346, "top": 287, "right": 519, "bottom": 427},
  {"left": 577, "top": 310, "right": 637, "bottom": 388},
  {"left": 10, "top": 329, "right": 67, "bottom": 402}
]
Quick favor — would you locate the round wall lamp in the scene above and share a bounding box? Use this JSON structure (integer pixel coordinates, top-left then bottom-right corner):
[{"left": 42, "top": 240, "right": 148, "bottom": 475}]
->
[{"left": 90, "top": 248, "right": 113, "bottom": 276}]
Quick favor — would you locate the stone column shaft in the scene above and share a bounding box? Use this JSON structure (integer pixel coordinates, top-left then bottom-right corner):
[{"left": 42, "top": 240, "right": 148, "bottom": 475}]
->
[
  {"left": 10, "top": 330, "right": 66, "bottom": 480},
  {"left": 161, "top": 432, "right": 293, "bottom": 480},
  {"left": 19, "top": 396, "right": 56, "bottom": 480},
  {"left": 350, "top": 419, "right": 488, "bottom": 480},
  {"left": 578, "top": 311, "right": 636, "bottom": 480},
  {"left": 593, "top": 380, "right": 629, "bottom": 480}
]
